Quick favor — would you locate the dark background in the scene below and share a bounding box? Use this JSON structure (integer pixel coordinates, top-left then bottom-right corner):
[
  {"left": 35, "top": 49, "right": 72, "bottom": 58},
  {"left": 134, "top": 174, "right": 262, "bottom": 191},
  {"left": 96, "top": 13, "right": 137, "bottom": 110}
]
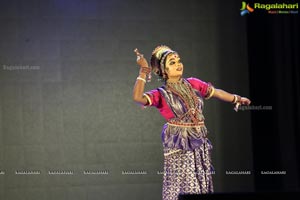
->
[{"left": 0, "top": 0, "right": 298, "bottom": 199}]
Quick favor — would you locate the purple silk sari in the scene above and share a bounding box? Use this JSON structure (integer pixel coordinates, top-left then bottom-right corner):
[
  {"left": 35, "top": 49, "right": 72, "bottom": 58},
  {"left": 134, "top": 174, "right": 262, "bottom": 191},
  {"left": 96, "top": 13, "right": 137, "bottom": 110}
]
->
[{"left": 158, "top": 82, "right": 214, "bottom": 200}]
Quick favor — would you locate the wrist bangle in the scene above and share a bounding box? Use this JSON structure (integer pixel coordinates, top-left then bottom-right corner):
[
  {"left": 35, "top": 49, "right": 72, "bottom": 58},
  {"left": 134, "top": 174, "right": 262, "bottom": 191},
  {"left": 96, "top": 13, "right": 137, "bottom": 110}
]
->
[
  {"left": 139, "top": 73, "right": 147, "bottom": 77},
  {"left": 232, "top": 94, "right": 241, "bottom": 104},
  {"left": 237, "top": 95, "right": 242, "bottom": 103},
  {"left": 136, "top": 77, "right": 146, "bottom": 83},
  {"left": 140, "top": 67, "right": 151, "bottom": 74},
  {"left": 231, "top": 95, "right": 237, "bottom": 104}
]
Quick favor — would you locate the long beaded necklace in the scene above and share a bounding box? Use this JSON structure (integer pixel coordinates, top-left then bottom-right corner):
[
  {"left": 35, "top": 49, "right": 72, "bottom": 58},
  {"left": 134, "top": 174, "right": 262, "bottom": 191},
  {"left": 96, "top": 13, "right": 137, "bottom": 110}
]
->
[{"left": 166, "top": 79, "right": 202, "bottom": 124}]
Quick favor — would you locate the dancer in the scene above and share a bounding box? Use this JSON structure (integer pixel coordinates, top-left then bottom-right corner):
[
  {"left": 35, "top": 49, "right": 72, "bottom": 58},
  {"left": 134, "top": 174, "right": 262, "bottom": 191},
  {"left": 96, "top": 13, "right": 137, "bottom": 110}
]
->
[{"left": 132, "top": 45, "right": 251, "bottom": 200}]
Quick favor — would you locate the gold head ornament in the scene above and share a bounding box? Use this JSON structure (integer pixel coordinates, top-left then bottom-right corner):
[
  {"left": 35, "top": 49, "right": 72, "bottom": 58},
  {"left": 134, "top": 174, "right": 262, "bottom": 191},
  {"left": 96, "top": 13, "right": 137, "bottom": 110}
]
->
[{"left": 151, "top": 45, "right": 173, "bottom": 60}]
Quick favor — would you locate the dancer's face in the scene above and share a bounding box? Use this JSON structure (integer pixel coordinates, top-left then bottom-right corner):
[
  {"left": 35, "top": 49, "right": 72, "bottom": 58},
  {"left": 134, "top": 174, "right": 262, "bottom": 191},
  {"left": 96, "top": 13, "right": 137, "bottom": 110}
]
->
[{"left": 165, "top": 53, "right": 184, "bottom": 78}]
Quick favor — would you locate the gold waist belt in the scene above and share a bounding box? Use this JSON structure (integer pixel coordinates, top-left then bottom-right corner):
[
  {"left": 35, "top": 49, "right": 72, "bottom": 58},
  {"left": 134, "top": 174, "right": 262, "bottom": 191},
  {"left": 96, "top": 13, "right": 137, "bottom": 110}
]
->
[{"left": 167, "top": 121, "right": 205, "bottom": 128}]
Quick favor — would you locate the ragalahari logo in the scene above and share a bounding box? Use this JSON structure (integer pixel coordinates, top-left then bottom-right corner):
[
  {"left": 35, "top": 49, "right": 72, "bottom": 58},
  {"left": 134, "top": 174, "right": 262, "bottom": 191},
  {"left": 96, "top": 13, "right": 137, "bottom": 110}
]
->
[{"left": 240, "top": 1, "right": 254, "bottom": 16}]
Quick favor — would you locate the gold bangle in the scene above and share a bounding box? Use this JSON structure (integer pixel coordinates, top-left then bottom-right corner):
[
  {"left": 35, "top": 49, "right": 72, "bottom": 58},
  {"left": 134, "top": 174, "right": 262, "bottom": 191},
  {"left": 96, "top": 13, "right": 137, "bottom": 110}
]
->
[
  {"left": 143, "top": 93, "right": 152, "bottom": 106},
  {"left": 232, "top": 95, "right": 237, "bottom": 104},
  {"left": 232, "top": 94, "right": 241, "bottom": 104},
  {"left": 140, "top": 67, "right": 151, "bottom": 74},
  {"left": 237, "top": 95, "right": 242, "bottom": 103},
  {"left": 136, "top": 77, "right": 146, "bottom": 83},
  {"left": 205, "top": 85, "right": 215, "bottom": 100},
  {"left": 206, "top": 87, "right": 215, "bottom": 99}
]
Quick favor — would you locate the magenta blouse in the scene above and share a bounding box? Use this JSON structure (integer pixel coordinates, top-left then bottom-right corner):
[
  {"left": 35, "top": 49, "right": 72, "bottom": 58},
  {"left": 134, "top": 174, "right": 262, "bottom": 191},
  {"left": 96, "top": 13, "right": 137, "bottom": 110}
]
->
[{"left": 144, "top": 77, "right": 211, "bottom": 120}]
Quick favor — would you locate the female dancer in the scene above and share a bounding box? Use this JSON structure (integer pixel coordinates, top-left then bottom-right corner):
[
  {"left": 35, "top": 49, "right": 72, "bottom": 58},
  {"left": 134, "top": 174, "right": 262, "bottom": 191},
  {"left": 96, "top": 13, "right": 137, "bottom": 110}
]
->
[{"left": 132, "top": 45, "right": 251, "bottom": 200}]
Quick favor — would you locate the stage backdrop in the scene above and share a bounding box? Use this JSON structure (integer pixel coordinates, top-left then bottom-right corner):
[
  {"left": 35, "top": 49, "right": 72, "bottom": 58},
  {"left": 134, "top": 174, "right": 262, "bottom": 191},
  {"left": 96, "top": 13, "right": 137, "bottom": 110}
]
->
[{"left": 0, "top": 0, "right": 253, "bottom": 199}]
